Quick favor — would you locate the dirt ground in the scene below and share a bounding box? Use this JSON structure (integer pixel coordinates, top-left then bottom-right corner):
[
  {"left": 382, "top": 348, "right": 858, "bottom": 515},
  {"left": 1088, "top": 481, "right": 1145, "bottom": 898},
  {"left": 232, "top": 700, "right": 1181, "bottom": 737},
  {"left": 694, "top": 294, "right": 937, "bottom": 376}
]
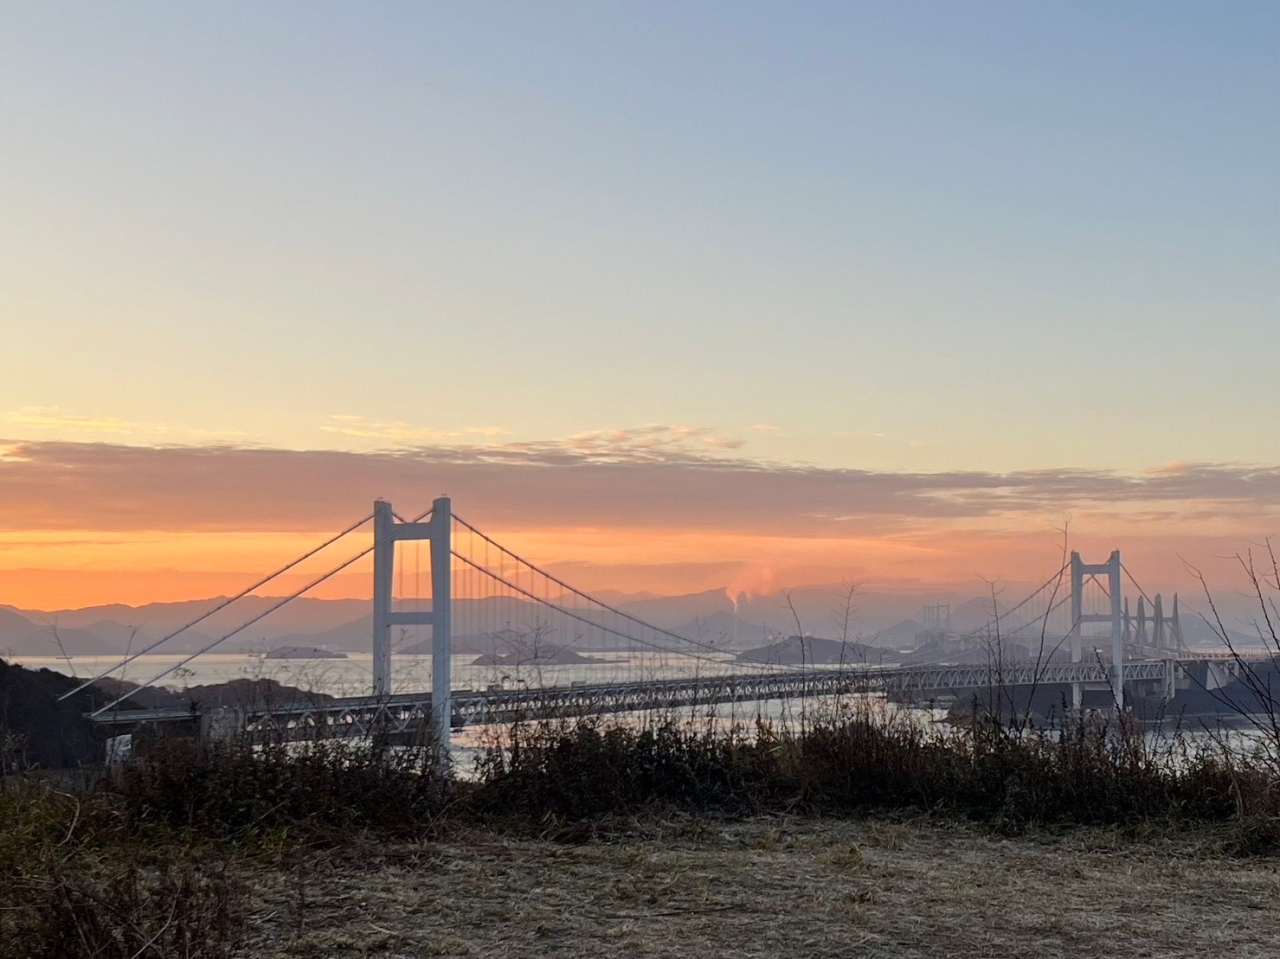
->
[{"left": 239, "top": 817, "right": 1280, "bottom": 958}]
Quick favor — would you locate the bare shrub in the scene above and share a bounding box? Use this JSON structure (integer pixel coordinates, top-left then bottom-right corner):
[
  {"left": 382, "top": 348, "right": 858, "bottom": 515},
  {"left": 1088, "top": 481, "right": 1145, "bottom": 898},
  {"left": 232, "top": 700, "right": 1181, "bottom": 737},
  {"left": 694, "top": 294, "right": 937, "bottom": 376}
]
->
[
  {"left": 0, "top": 780, "right": 244, "bottom": 959},
  {"left": 118, "top": 733, "right": 451, "bottom": 840}
]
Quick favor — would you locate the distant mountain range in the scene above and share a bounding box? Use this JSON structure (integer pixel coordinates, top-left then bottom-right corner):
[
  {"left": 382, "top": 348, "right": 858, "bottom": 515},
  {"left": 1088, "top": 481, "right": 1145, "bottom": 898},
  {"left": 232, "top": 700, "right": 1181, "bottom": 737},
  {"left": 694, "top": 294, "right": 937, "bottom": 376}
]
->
[
  {"left": 0, "top": 596, "right": 372, "bottom": 658},
  {"left": 1, "top": 583, "right": 1255, "bottom": 660}
]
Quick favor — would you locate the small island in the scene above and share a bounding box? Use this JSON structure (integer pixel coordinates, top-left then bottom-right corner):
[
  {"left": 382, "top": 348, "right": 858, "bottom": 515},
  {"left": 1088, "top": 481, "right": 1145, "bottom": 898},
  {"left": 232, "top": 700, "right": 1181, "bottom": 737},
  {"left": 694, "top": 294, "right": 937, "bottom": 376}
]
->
[
  {"left": 471, "top": 644, "right": 608, "bottom": 667},
  {"left": 264, "top": 645, "right": 348, "bottom": 660},
  {"left": 736, "top": 635, "right": 900, "bottom": 666}
]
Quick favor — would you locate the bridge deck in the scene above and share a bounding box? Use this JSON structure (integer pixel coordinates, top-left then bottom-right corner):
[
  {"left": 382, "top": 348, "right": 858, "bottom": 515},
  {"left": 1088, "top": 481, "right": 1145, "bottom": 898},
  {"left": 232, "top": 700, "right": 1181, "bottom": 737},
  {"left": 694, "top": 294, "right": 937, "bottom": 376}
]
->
[{"left": 89, "top": 658, "right": 1236, "bottom": 742}]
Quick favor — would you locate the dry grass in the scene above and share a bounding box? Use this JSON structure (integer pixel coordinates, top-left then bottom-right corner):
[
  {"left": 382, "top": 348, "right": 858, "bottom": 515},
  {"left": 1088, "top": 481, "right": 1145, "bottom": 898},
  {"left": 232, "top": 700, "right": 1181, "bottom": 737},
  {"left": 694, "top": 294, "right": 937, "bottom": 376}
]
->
[
  {"left": 237, "top": 816, "right": 1280, "bottom": 958},
  {"left": 0, "top": 781, "right": 245, "bottom": 959},
  {"left": 11, "top": 714, "right": 1280, "bottom": 955}
]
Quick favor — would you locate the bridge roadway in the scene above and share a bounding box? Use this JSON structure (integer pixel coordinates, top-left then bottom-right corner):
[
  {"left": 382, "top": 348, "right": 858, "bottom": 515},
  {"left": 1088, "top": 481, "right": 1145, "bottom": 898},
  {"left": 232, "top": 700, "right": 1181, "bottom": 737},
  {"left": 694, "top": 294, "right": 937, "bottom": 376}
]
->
[{"left": 95, "top": 658, "right": 1223, "bottom": 743}]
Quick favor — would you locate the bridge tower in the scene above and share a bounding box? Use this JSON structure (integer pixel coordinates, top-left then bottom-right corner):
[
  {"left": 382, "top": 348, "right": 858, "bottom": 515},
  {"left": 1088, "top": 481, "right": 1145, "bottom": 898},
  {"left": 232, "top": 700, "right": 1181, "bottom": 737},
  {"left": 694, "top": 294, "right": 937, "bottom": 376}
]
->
[
  {"left": 372, "top": 496, "right": 452, "bottom": 737},
  {"left": 1129, "top": 592, "right": 1185, "bottom": 656},
  {"left": 1068, "top": 550, "right": 1124, "bottom": 710}
]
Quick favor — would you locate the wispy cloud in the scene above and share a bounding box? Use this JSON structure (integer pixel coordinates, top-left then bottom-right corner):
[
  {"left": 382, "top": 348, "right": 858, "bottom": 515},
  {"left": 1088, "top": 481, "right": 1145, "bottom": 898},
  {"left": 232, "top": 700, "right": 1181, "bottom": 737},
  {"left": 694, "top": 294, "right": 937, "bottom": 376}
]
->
[
  {"left": 321, "top": 416, "right": 509, "bottom": 444},
  {"left": 0, "top": 437, "right": 1276, "bottom": 536},
  {"left": 0, "top": 407, "right": 247, "bottom": 445},
  {"left": 0, "top": 406, "right": 138, "bottom": 434},
  {"left": 525, "top": 425, "right": 746, "bottom": 461},
  {"left": 319, "top": 421, "right": 744, "bottom": 460}
]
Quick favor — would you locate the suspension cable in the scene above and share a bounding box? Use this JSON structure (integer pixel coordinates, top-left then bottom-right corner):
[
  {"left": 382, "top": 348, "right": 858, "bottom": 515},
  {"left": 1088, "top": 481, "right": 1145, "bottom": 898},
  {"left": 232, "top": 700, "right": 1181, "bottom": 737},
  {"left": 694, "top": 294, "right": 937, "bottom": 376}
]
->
[
  {"left": 93, "top": 506, "right": 432, "bottom": 715},
  {"left": 990, "top": 591, "right": 1072, "bottom": 640},
  {"left": 451, "top": 512, "right": 728, "bottom": 656},
  {"left": 61, "top": 513, "right": 374, "bottom": 702},
  {"left": 1120, "top": 562, "right": 1155, "bottom": 606},
  {"left": 459, "top": 510, "right": 1071, "bottom": 666},
  {"left": 1121, "top": 561, "right": 1187, "bottom": 653},
  {"left": 957, "top": 562, "right": 1070, "bottom": 640},
  {"left": 451, "top": 550, "right": 740, "bottom": 665}
]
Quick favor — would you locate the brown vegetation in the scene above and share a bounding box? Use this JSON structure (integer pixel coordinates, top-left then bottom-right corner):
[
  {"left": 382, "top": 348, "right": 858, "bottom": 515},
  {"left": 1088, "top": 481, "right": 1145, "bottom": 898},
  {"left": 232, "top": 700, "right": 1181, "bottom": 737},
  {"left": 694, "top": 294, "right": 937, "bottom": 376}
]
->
[
  {"left": 238, "top": 816, "right": 1280, "bottom": 958},
  {"left": 4, "top": 703, "right": 1280, "bottom": 957},
  {"left": 0, "top": 783, "right": 243, "bottom": 959}
]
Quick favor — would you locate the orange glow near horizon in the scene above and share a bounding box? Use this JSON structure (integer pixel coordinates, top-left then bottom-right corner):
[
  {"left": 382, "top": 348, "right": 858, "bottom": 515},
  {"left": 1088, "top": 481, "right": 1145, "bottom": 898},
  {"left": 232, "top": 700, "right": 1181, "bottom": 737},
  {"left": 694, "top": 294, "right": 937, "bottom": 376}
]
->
[{"left": 0, "top": 520, "right": 1253, "bottom": 611}]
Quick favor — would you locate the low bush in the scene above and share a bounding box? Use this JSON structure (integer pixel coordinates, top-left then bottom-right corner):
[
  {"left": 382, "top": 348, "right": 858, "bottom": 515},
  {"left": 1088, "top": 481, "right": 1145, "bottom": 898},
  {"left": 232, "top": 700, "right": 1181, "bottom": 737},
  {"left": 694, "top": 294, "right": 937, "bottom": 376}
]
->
[
  {"left": 468, "top": 706, "right": 1277, "bottom": 840},
  {"left": 108, "top": 707, "right": 1280, "bottom": 846},
  {"left": 3, "top": 699, "right": 1277, "bottom": 959},
  {"left": 120, "top": 734, "right": 450, "bottom": 839},
  {"left": 471, "top": 718, "right": 784, "bottom": 820},
  {"left": 0, "top": 781, "right": 243, "bottom": 959}
]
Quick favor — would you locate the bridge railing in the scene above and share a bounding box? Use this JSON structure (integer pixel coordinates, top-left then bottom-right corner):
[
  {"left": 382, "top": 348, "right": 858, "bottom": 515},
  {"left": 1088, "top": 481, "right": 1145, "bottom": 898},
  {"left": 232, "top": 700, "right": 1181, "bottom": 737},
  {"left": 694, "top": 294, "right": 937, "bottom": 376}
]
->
[{"left": 208, "top": 660, "right": 1183, "bottom": 740}]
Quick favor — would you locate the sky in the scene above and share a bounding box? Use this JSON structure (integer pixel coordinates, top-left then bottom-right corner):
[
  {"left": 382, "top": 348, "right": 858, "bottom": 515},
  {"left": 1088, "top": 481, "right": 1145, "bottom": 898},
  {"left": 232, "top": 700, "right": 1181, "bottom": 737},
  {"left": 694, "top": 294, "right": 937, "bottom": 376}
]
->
[{"left": 1, "top": 3, "right": 1277, "bottom": 609}]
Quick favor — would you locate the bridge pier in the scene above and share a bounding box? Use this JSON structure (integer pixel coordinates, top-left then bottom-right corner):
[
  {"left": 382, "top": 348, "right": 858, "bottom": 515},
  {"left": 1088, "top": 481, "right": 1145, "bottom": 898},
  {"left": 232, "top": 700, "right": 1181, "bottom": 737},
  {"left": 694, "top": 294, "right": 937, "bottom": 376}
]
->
[{"left": 200, "top": 706, "right": 246, "bottom": 743}]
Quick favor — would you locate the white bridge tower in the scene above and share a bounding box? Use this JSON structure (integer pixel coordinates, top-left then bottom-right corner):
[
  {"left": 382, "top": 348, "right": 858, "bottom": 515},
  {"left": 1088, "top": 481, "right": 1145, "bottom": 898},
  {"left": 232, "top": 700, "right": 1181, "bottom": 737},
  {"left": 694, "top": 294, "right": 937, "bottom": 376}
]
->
[
  {"left": 371, "top": 496, "right": 452, "bottom": 737},
  {"left": 1068, "top": 550, "right": 1124, "bottom": 710}
]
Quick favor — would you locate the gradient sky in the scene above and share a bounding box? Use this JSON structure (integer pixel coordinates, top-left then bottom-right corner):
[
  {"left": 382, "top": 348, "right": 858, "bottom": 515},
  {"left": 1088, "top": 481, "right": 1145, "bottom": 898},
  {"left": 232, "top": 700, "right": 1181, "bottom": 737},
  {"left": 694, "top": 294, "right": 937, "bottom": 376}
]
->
[{"left": 1, "top": 3, "right": 1277, "bottom": 608}]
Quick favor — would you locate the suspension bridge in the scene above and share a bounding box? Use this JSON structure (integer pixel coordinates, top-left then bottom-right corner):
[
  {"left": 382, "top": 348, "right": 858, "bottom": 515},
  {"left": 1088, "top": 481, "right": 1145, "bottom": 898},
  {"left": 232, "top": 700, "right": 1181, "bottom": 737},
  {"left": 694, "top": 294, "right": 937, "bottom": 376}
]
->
[{"left": 65, "top": 497, "right": 1255, "bottom": 745}]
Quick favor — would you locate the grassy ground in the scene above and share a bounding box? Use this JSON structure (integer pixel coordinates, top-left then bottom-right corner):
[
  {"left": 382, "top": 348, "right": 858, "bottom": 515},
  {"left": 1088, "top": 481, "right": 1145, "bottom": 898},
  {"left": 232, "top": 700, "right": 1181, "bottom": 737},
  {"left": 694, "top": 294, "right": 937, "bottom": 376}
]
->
[
  {"left": 240, "top": 816, "right": 1280, "bottom": 958},
  {"left": 8, "top": 713, "right": 1280, "bottom": 957}
]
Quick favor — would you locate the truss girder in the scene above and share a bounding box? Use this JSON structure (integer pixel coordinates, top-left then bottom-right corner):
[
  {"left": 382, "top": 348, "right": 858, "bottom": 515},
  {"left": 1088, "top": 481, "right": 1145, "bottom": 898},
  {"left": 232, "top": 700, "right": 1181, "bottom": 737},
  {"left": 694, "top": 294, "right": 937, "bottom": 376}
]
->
[{"left": 221, "top": 661, "right": 1178, "bottom": 739}]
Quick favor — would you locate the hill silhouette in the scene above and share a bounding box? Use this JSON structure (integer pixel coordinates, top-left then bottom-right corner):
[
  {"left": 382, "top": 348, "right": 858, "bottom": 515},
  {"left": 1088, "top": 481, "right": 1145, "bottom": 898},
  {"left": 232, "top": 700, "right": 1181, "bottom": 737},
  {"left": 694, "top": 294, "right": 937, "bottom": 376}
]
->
[{"left": 0, "top": 659, "right": 106, "bottom": 770}]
